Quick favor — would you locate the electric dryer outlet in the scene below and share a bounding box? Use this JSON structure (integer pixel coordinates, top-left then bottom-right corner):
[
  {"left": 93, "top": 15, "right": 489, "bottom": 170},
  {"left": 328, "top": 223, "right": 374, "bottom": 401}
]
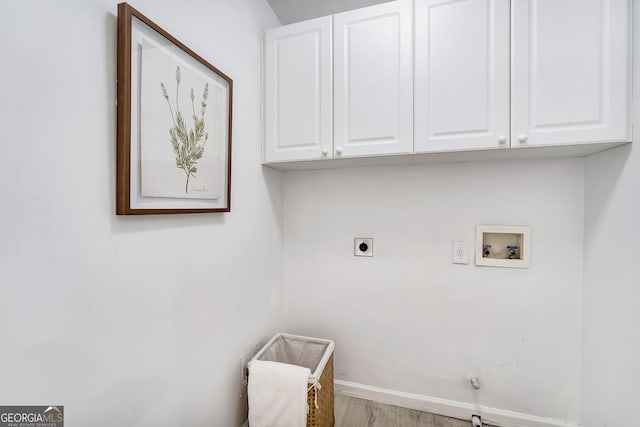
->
[{"left": 354, "top": 238, "right": 373, "bottom": 257}]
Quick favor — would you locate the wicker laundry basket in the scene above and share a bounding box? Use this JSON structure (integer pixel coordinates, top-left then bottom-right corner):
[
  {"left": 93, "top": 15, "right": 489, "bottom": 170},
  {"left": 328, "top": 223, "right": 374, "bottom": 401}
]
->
[{"left": 249, "top": 333, "right": 335, "bottom": 427}]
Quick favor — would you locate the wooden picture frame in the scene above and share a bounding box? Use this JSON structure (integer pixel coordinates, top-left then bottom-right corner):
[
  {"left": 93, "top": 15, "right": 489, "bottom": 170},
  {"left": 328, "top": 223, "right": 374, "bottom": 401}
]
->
[{"left": 117, "top": 2, "right": 232, "bottom": 215}]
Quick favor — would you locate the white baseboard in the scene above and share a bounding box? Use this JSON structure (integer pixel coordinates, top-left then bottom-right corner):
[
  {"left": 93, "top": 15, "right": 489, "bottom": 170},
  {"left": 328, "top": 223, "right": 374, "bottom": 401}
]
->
[{"left": 334, "top": 380, "right": 580, "bottom": 427}]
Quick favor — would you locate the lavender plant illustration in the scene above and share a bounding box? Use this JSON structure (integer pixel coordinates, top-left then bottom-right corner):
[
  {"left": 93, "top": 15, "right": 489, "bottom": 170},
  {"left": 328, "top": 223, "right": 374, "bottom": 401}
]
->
[{"left": 160, "top": 66, "right": 209, "bottom": 194}]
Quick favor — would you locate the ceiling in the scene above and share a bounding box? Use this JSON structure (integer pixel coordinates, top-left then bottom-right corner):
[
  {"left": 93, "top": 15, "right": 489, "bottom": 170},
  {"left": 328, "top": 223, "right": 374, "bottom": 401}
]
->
[{"left": 266, "top": 0, "right": 392, "bottom": 25}]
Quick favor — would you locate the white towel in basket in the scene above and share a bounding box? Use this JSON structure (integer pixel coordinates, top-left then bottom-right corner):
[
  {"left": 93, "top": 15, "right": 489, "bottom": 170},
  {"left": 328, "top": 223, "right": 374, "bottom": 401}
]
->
[{"left": 248, "top": 360, "right": 310, "bottom": 427}]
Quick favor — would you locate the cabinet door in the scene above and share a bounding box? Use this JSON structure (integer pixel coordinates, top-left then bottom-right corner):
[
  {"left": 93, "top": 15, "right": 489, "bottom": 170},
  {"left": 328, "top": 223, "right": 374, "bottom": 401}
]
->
[
  {"left": 512, "top": 0, "right": 631, "bottom": 147},
  {"left": 334, "top": 0, "right": 413, "bottom": 158},
  {"left": 414, "top": 0, "right": 510, "bottom": 153},
  {"left": 264, "top": 17, "right": 332, "bottom": 163}
]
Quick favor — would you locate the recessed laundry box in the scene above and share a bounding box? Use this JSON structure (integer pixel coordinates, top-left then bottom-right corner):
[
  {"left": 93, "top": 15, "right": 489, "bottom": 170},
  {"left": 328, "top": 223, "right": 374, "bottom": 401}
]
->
[{"left": 248, "top": 333, "right": 335, "bottom": 427}]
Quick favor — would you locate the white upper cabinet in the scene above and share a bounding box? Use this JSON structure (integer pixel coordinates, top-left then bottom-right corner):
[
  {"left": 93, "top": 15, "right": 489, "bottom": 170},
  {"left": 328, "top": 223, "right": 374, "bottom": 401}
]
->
[
  {"left": 414, "top": 0, "right": 510, "bottom": 153},
  {"left": 262, "top": 0, "right": 632, "bottom": 169},
  {"left": 263, "top": 17, "right": 332, "bottom": 163},
  {"left": 511, "top": 0, "right": 632, "bottom": 147},
  {"left": 333, "top": 0, "right": 413, "bottom": 158}
]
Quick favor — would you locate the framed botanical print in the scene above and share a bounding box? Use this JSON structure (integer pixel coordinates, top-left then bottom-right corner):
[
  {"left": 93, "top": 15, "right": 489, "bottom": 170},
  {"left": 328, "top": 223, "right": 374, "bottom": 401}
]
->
[{"left": 116, "top": 2, "right": 232, "bottom": 214}]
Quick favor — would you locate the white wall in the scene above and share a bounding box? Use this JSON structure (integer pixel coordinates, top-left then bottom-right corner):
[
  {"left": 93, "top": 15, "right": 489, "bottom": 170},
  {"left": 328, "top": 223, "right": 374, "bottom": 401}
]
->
[
  {"left": 0, "top": 1, "right": 281, "bottom": 426},
  {"left": 282, "top": 158, "right": 584, "bottom": 422},
  {"left": 581, "top": 5, "right": 640, "bottom": 426}
]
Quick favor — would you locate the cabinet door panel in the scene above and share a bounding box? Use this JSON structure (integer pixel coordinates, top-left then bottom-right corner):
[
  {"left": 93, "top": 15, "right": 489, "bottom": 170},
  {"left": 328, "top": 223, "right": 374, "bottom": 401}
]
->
[
  {"left": 511, "top": 0, "right": 631, "bottom": 147},
  {"left": 334, "top": 0, "right": 413, "bottom": 158},
  {"left": 264, "top": 17, "right": 332, "bottom": 162},
  {"left": 415, "top": 0, "right": 510, "bottom": 153}
]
